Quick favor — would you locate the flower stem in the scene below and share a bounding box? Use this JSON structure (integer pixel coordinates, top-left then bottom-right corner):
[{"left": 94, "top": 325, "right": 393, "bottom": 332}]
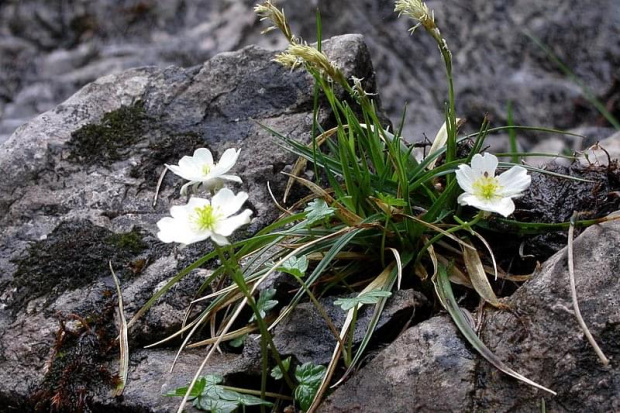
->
[
  {"left": 414, "top": 212, "right": 484, "bottom": 267},
  {"left": 215, "top": 244, "right": 297, "bottom": 392}
]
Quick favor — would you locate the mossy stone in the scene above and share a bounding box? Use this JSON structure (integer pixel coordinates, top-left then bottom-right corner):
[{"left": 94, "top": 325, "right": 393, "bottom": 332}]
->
[
  {"left": 11, "top": 221, "right": 148, "bottom": 309},
  {"left": 67, "top": 101, "right": 149, "bottom": 165}
]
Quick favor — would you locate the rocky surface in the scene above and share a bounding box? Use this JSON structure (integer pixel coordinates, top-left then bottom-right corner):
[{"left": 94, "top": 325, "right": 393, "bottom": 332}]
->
[
  {"left": 320, "top": 216, "right": 620, "bottom": 413},
  {"left": 0, "top": 34, "right": 376, "bottom": 411},
  {"left": 272, "top": 289, "right": 428, "bottom": 366},
  {"left": 1, "top": 0, "right": 619, "bottom": 147}
]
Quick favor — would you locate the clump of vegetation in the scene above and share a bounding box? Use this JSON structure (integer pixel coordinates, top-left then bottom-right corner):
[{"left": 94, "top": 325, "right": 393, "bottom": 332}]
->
[
  {"left": 131, "top": 1, "right": 619, "bottom": 412},
  {"left": 67, "top": 101, "right": 149, "bottom": 165}
]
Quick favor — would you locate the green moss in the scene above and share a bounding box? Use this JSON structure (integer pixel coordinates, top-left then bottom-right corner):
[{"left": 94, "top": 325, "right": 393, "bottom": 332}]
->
[
  {"left": 67, "top": 101, "right": 149, "bottom": 165},
  {"left": 105, "top": 230, "right": 147, "bottom": 254},
  {"left": 11, "top": 221, "right": 149, "bottom": 309}
]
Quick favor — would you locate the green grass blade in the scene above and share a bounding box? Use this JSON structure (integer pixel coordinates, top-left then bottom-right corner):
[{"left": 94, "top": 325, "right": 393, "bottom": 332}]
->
[{"left": 506, "top": 102, "right": 519, "bottom": 163}]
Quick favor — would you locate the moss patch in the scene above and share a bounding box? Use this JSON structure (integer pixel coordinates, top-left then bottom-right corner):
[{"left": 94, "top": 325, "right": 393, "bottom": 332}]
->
[
  {"left": 67, "top": 101, "right": 149, "bottom": 165},
  {"left": 11, "top": 221, "right": 148, "bottom": 309},
  {"left": 129, "top": 131, "right": 204, "bottom": 187},
  {"left": 29, "top": 295, "right": 120, "bottom": 413}
]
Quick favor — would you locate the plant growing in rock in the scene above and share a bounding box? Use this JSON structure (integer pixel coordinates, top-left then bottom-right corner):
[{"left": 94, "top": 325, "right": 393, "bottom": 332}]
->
[{"left": 132, "top": 1, "right": 618, "bottom": 412}]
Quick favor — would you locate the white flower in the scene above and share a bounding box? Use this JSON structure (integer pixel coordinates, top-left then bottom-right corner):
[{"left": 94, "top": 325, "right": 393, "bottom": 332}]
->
[
  {"left": 455, "top": 153, "right": 531, "bottom": 217},
  {"left": 157, "top": 188, "right": 253, "bottom": 246},
  {"left": 166, "top": 148, "right": 242, "bottom": 195}
]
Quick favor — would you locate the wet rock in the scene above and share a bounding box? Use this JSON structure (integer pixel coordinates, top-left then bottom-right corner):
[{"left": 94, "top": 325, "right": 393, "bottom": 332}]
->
[
  {"left": 321, "top": 217, "right": 620, "bottom": 412},
  {"left": 1, "top": 0, "right": 618, "bottom": 146},
  {"left": 0, "top": 34, "right": 376, "bottom": 411},
  {"left": 273, "top": 289, "right": 428, "bottom": 365}
]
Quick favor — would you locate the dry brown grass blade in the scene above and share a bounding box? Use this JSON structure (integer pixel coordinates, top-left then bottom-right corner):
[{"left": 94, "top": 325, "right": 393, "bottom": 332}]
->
[
  {"left": 461, "top": 239, "right": 504, "bottom": 308},
  {"left": 386, "top": 247, "right": 403, "bottom": 290},
  {"left": 471, "top": 229, "right": 498, "bottom": 280},
  {"left": 109, "top": 261, "right": 129, "bottom": 397},
  {"left": 308, "top": 263, "right": 396, "bottom": 412},
  {"left": 436, "top": 254, "right": 472, "bottom": 287},
  {"left": 306, "top": 251, "right": 371, "bottom": 261},
  {"left": 186, "top": 324, "right": 259, "bottom": 348},
  {"left": 152, "top": 167, "right": 168, "bottom": 207},
  {"left": 283, "top": 126, "right": 340, "bottom": 203},
  {"left": 482, "top": 265, "right": 532, "bottom": 282},
  {"left": 281, "top": 172, "right": 363, "bottom": 225},
  {"left": 395, "top": 213, "right": 476, "bottom": 251},
  {"left": 568, "top": 213, "right": 609, "bottom": 365}
]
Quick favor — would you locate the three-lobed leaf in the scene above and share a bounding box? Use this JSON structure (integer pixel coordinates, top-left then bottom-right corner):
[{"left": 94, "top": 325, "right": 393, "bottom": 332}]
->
[
  {"left": 271, "top": 356, "right": 291, "bottom": 380},
  {"left": 250, "top": 288, "right": 279, "bottom": 322},
  {"left": 166, "top": 374, "right": 273, "bottom": 412},
  {"left": 277, "top": 255, "right": 309, "bottom": 278},
  {"left": 294, "top": 362, "right": 327, "bottom": 411},
  {"left": 304, "top": 199, "right": 336, "bottom": 225},
  {"left": 334, "top": 290, "right": 392, "bottom": 311}
]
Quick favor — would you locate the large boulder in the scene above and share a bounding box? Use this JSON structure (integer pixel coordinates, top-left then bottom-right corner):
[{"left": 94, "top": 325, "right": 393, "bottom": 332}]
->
[
  {"left": 320, "top": 216, "right": 620, "bottom": 412},
  {"left": 0, "top": 34, "right": 376, "bottom": 411},
  {"left": 1, "top": 0, "right": 618, "bottom": 147}
]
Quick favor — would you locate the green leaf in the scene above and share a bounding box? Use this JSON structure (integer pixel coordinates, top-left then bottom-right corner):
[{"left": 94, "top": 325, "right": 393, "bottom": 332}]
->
[
  {"left": 236, "top": 393, "right": 273, "bottom": 407},
  {"left": 166, "top": 374, "right": 272, "bottom": 412},
  {"left": 333, "top": 290, "right": 392, "bottom": 311},
  {"left": 376, "top": 192, "right": 407, "bottom": 207},
  {"left": 271, "top": 356, "right": 291, "bottom": 380},
  {"left": 304, "top": 199, "right": 335, "bottom": 225},
  {"left": 294, "top": 362, "right": 326, "bottom": 411},
  {"left": 193, "top": 398, "right": 239, "bottom": 413},
  {"left": 277, "top": 255, "right": 309, "bottom": 278},
  {"left": 165, "top": 376, "right": 206, "bottom": 398},
  {"left": 249, "top": 288, "right": 278, "bottom": 322},
  {"left": 229, "top": 334, "right": 246, "bottom": 348}
]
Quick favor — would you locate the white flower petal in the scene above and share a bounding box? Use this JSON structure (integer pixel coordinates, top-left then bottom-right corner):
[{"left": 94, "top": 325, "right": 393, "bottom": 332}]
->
[
  {"left": 455, "top": 164, "right": 477, "bottom": 193},
  {"left": 192, "top": 148, "right": 214, "bottom": 166},
  {"left": 218, "top": 174, "right": 243, "bottom": 184},
  {"left": 167, "top": 147, "right": 241, "bottom": 190},
  {"left": 459, "top": 193, "right": 514, "bottom": 217},
  {"left": 186, "top": 197, "right": 211, "bottom": 210},
  {"left": 212, "top": 188, "right": 248, "bottom": 217},
  {"left": 214, "top": 209, "right": 253, "bottom": 237},
  {"left": 498, "top": 166, "right": 531, "bottom": 197},
  {"left": 471, "top": 153, "right": 498, "bottom": 176},
  {"left": 211, "top": 148, "right": 240, "bottom": 175},
  {"left": 156, "top": 217, "right": 180, "bottom": 243},
  {"left": 488, "top": 197, "right": 516, "bottom": 217},
  {"left": 210, "top": 233, "right": 230, "bottom": 246}
]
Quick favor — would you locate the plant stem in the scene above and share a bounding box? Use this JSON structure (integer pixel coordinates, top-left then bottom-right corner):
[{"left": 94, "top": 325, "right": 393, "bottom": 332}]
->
[
  {"left": 415, "top": 212, "right": 484, "bottom": 267},
  {"left": 215, "top": 244, "right": 297, "bottom": 391}
]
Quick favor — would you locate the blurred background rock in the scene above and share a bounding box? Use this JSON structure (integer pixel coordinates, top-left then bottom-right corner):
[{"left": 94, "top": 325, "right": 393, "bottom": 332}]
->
[{"left": 1, "top": 0, "right": 619, "bottom": 148}]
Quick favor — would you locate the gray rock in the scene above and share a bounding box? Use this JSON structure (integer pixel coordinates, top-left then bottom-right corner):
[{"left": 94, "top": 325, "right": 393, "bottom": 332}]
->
[
  {"left": 321, "top": 217, "right": 620, "bottom": 412},
  {"left": 273, "top": 289, "right": 428, "bottom": 365},
  {"left": 1, "top": 0, "right": 619, "bottom": 146},
  {"left": 0, "top": 34, "right": 376, "bottom": 411},
  {"left": 319, "top": 316, "right": 476, "bottom": 413}
]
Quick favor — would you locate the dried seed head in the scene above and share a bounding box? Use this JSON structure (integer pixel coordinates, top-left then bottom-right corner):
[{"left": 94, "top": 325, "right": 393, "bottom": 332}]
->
[
  {"left": 286, "top": 44, "right": 345, "bottom": 83},
  {"left": 254, "top": 1, "right": 295, "bottom": 43},
  {"left": 394, "top": 0, "right": 435, "bottom": 32}
]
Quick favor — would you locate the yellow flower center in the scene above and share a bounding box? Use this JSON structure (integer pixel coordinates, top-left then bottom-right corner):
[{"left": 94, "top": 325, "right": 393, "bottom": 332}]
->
[
  {"left": 202, "top": 164, "right": 211, "bottom": 175},
  {"left": 472, "top": 174, "right": 501, "bottom": 201},
  {"left": 193, "top": 205, "right": 218, "bottom": 230}
]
